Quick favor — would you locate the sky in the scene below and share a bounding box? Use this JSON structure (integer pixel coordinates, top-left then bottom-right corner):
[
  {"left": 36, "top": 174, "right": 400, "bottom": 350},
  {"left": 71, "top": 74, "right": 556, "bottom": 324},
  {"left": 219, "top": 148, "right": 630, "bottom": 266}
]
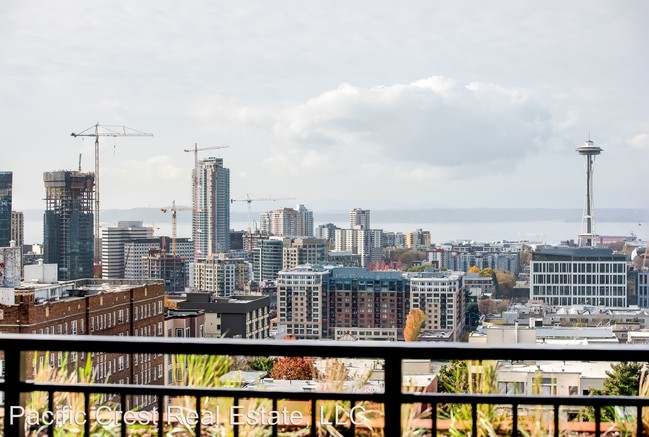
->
[{"left": 2, "top": 1, "right": 648, "bottom": 216}]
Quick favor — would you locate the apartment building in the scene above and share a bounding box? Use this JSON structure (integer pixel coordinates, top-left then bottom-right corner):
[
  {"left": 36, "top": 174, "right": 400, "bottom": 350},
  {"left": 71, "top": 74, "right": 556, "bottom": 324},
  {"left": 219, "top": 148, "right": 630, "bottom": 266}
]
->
[
  {"left": 276, "top": 264, "right": 330, "bottom": 339},
  {"left": 0, "top": 279, "right": 165, "bottom": 410},
  {"left": 194, "top": 253, "right": 249, "bottom": 296},
  {"left": 408, "top": 270, "right": 465, "bottom": 341},
  {"left": 282, "top": 237, "right": 327, "bottom": 270},
  {"left": 277, "top": 265, "right": 409, "bottom": 340}
]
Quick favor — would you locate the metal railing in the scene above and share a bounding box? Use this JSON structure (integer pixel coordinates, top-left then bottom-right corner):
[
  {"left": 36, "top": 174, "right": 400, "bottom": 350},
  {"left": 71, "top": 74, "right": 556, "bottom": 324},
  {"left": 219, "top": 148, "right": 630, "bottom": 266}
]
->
[{"left": 1, "top": 334, "right": 649, "bottom": 436}]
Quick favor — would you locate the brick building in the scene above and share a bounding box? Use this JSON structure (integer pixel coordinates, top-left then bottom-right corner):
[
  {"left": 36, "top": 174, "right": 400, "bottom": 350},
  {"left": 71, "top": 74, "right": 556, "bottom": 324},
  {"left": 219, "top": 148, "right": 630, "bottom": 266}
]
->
[{"left": 0, "top": 279, "right": 165, "bottom": 410}]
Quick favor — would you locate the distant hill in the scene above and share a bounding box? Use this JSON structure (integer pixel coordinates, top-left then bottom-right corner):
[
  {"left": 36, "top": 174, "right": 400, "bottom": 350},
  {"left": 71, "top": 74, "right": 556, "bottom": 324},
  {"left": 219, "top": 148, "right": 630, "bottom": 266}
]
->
[{"left": 21, "top": 207, "right": 647, "bottom": 224}]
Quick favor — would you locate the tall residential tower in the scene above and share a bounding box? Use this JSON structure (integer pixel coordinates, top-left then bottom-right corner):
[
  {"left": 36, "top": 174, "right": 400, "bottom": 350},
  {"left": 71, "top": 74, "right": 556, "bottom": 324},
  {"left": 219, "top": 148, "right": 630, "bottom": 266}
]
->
[
  {"left": 193, "top": 158, "right": 230, "bottom": 256},
  {"left": 0, "top": 172, "right": 12, "bottom": 247}
]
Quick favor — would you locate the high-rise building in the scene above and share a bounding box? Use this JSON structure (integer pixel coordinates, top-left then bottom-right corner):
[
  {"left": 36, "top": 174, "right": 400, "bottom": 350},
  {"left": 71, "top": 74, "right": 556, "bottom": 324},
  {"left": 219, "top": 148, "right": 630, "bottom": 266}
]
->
[
  {"left": 350, "top": 208, "right": 370, "bottom": 229},
  {"left": 296, "top": 204, "right": 314, "bottom": 237},
  {"left": 0, "top": 171, "right": 12, "bottom": 248},
  {"left": 10, "top": 211, "right": 23, "bottom": 277},
  {"left": 405, "top": 229, "right": 432, "bottom": 249},
  {"left": 277, "top": 265, "right": 409, "bottom": 340},
  {"left": 194, "top": 253, "right": 249, "bottom": 296},
  {"left": 259, "top": 205, "right": 314, "bottom": 238},
  {"left": 252, "top": 238, "right": 287, "bottom": 282},
  {"left": 315, "top": 223, "right": 339, "bottom": 241},
  {"left": 102, "top": 221, "right": 154, "bottom": 279},
  {"left": 409, "top": 270, "right": 465, "bottom": 341},
  {"left": 144, "top": 249, "right": 187, "bottom": 292},
  {"left": 334, "top": 227, "right": 379, "bottom": 268},
  {"left": 43, "top": 171, "right": 94, "bottom": 281},
  {"left": 282, "top": 237, "right": 326, "bottom": 270},
  {"left": 276, "top": 265, "right": 329, "bottom": 339},
  {"left": 10, "top": 211, "right": 23, "bottom": 249},
  {"left": 194, "top": 157, "right": 230, "bottom": 256}
]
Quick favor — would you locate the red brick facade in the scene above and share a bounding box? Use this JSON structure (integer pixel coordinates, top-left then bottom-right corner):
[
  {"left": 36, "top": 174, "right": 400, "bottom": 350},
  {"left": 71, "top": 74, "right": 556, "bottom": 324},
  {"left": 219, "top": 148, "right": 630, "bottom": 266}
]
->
[{"left": 0, "top": 280, "right": 165, "bottom": 410}]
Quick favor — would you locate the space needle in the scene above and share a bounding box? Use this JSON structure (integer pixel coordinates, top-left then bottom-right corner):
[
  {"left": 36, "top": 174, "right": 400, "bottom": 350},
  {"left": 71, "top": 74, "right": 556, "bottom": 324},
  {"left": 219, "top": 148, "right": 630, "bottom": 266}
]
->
[{"left": 576, "top": 139, "right": 603, "bottom": 247}]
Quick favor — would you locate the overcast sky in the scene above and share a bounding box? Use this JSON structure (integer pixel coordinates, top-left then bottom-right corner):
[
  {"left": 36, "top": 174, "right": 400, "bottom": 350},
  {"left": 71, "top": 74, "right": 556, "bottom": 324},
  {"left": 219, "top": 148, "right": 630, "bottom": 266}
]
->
[{"left": 2, "top": 1, "right": 648, "bottom": 215}]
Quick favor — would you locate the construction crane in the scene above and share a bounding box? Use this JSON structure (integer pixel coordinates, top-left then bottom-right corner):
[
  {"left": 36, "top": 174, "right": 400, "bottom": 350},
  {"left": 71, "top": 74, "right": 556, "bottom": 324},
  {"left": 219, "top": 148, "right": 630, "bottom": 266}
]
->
[
  {"left": 230, "top": 194, "right": 296, "bottom": 233},
  {"left": 183, "top": 144, "right": 230, "bottom": 261},
  {"left": 160, "top": 200, "right": 193, "bottom": 256},
  {"left": 71, "top": 123, "right": 153, "bottom": 275}
]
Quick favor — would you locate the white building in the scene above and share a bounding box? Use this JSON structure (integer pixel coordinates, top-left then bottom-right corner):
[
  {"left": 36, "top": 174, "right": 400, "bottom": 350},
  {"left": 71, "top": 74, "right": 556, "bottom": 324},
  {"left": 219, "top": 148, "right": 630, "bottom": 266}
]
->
[
  {"left": 259, "top": 205, "right": 314, "bottom": 238},
  {"left": 408, "top": 270, "right": 465, "bottom": 341},
  {"left": 350, "top": 208, "right": 370, "bottom": 229},
  {"left": 194, "top": 254, "right": 249, "bottom": 296},
  {"left": 530, "top": 247, "right": 627, "bottom": 307},
  {"left": 101, "top": 221, "right": 154, "bottom": 279},
  {"left": 296, "top": 204, "right": 314, "bottom": 237},
  {"left": 276, "top": 264, "right": 329, "bottom": 339},
  {"left": 124, "top": 238, "right": 193, "bottom": 281},
  {"left": 334, "top": 227, "right": 381, "bottom": 268}
]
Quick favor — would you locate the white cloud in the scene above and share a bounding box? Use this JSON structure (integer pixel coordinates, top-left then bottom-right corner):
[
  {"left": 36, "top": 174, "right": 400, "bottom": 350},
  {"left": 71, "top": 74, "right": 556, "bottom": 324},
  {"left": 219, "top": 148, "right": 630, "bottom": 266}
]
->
[
  {"left": 628, "top": 133, "right": 649, "bottom": 150},
  {"left": 270, "top": 76, "right": 554, "bottom": 172}
]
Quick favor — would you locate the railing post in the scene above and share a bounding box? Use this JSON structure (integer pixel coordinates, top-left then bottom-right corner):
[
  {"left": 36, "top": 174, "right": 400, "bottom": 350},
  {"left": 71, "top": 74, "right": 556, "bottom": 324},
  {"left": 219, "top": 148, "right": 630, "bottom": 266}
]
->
[
  {"left": 383, "top": 355, "right": 401, "bottom": 437},
  {"left": 4, "top": 344, "right": 27, "bottom": 436}
]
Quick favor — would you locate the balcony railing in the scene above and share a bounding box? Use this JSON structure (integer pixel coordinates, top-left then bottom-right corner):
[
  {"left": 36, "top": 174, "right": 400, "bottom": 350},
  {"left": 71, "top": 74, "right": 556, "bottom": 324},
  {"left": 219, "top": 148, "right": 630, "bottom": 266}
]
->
[{"left": 0, "top": 334, "right": 648, "bottom": 436}]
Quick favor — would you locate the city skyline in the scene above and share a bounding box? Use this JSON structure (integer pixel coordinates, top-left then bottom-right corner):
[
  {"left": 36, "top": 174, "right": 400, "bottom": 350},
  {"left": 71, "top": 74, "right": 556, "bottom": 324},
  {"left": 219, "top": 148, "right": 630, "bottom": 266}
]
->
[{"left": 1, "top": 2, "right": 648, "bottom": 215}]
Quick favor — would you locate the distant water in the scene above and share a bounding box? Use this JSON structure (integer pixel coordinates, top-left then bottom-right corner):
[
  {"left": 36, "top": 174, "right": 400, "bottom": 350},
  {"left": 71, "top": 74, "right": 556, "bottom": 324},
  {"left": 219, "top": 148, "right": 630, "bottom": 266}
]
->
[{"left": 24, "top": 219, "right": 645, "bottom": 246}]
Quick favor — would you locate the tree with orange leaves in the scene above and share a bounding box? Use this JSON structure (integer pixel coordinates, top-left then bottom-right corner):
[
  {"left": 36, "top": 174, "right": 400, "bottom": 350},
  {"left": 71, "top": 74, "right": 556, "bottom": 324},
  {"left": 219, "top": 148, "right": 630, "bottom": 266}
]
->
[
  {"left": 271, "top": 356, "right": 316, "bottom": 380},
  {"left": 403, "top": 308, "right": 426, "bottom": 342}
]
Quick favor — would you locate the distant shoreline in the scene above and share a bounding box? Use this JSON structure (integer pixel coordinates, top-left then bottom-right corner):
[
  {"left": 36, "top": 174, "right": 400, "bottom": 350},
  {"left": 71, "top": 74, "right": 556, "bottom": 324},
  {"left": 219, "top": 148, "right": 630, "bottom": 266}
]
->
[
  {"left": 18, "top": 207, "right": 648, "bottom": 224},
  {"left": 20, "top": 207, "right": 646, "bottom": 246}
]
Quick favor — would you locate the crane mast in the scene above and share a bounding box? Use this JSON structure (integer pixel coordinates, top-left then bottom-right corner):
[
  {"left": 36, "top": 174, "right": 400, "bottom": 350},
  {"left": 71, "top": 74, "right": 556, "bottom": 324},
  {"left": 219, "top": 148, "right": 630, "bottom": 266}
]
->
[
  {"left": 71, "top": 123, "right": 153, "bottom": 276},
  {"left": 161, "top": 200, "right": 193, "bottom": 256}
]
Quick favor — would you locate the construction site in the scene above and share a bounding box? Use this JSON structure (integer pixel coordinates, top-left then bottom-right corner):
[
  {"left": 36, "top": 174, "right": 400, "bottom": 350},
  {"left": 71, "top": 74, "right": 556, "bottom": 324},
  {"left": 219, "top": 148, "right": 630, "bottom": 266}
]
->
[{"left": 43, "top": 171, "right": 95, "bottom": 281}]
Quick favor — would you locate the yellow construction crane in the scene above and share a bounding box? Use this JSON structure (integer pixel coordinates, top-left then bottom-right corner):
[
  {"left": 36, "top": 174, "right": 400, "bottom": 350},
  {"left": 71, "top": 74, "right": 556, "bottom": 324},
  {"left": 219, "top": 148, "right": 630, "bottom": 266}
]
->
[
  {"left": 183, "top": 144, "right": 229, "bottom": 261},
  {"left": 230, "top": 194, "right": 296, "bottom": 233},
  {"left": 71, "top": 123, "right": 153, "bottom": 275},
  {"left": 160, "top": 200, "right": 193, "bottom": 256}
]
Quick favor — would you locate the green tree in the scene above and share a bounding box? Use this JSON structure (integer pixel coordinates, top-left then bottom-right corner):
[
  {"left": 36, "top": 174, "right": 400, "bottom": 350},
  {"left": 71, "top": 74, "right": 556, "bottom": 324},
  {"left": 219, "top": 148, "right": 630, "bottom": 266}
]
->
[
  {"left": 465, "top": 301, "right": 480, "bottom": 329},
  {"left": 248, "top": 356, "right": 276, "bottom": 372},
  {"left": 601, "top": 362, "right": 644, "bottom": 396},
  {"left": 438, "top": 360, "right": 468, "bottom": 394},
  {"left": 404, "top": 263, "right": 436, "bottom": 272},
  {"left": 581, "top": 362, "right": 645, "bottom": 422}
]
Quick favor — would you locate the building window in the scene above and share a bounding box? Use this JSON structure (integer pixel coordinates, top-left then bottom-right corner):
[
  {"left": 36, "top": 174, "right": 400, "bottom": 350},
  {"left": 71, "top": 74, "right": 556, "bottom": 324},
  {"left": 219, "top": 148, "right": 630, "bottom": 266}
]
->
[{"left": 176, "top": 328, "right": 183, "bottom": 337}]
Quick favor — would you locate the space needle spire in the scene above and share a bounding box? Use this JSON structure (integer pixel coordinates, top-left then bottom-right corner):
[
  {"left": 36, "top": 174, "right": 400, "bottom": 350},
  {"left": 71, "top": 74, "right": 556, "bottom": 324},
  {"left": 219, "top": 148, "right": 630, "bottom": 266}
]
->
[{"left": 576, "top": 138, "right": 603, "bottom": 247}]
